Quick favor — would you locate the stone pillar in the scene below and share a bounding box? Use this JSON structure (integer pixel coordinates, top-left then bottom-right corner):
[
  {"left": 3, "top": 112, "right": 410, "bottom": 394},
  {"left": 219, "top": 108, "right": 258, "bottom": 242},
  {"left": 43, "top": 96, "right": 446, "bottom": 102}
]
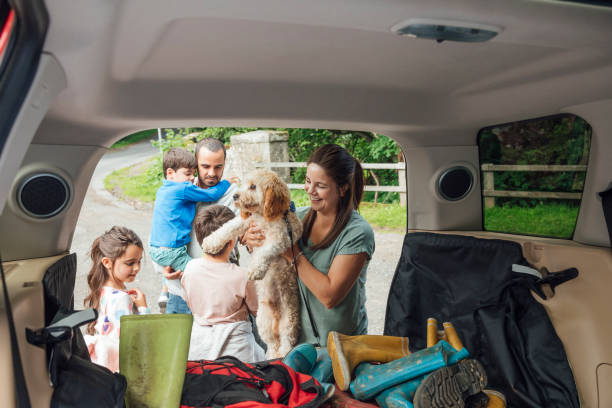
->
[{"left": 225, "top": 130, "right": 291, "bottom": 183}]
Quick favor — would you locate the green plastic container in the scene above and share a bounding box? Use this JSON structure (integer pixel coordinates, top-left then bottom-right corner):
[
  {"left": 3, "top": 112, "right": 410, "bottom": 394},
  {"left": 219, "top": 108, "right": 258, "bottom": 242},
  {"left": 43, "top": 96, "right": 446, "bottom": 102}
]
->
[{"left": 120, "top": 314, "right": 193, "bottom": 408}]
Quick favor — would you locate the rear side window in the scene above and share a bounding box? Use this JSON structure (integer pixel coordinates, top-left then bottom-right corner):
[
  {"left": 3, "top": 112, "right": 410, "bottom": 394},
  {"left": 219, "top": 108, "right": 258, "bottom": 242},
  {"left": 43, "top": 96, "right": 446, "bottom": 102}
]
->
[{"left": 478, "top": 114, "right": 591, "bottom": 239}]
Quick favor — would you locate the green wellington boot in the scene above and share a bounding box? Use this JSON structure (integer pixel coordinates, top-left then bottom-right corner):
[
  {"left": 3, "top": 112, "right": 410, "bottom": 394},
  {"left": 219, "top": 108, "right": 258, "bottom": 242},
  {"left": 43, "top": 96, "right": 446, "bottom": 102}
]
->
[
  {"left": 327, "top": 331, "right": 410, "bottom": 391},
  {"left": 120, "top": 314, "right": 193, "bottom": 408}
]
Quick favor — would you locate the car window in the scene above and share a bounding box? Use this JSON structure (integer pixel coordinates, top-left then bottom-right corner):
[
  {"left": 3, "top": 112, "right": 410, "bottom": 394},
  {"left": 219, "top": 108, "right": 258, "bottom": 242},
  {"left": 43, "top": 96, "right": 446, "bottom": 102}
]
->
[{"left": 478, "top": 114, "right": 591, "bottom": 239}]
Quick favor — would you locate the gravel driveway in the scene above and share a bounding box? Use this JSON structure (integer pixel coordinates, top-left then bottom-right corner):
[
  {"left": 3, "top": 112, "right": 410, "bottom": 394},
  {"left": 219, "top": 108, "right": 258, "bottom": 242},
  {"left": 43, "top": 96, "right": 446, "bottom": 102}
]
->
[{"left": 71, "top": 141, "right": 404, "bottom": 335}]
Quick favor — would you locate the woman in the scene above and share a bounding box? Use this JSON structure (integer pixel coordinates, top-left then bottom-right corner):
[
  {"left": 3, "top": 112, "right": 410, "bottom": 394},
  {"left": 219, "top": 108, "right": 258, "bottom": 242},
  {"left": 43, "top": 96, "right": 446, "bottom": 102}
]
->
[{"left": 244, "top": 144, "right": 375, "bottom": 346}]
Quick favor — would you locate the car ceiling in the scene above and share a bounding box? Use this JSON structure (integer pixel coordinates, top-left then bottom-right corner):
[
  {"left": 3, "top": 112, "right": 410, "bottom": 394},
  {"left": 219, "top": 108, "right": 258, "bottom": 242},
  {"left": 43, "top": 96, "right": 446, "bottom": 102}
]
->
[{"left": 36, "top": 0, "right": 612, "bottom": 147}]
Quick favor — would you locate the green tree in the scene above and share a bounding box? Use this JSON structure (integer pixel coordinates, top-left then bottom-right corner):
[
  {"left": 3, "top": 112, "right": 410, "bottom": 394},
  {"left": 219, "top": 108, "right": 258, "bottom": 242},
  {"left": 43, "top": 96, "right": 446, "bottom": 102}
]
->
[{"left": 149, "top": 127, "right": 403, "bottom": 204}]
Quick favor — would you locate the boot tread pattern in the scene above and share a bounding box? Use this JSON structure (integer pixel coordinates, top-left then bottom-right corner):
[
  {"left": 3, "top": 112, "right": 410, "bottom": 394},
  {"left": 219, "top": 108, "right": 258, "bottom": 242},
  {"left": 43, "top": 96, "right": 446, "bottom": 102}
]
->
[{"left": 414, "top": 359, "right": 487, "bottom": 408}]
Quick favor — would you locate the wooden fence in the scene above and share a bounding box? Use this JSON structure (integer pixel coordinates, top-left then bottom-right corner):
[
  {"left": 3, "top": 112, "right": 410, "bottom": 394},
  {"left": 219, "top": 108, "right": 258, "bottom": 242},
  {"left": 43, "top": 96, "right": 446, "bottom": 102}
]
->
[
  {"left": 253, "top": 162, "right": 586, "bottom": 209},
  {"left": 254, "top": 162, "right": 407, "bottom": 205},
  {"left": 481, "top": 164, "right": 587, "bottom": 209}
]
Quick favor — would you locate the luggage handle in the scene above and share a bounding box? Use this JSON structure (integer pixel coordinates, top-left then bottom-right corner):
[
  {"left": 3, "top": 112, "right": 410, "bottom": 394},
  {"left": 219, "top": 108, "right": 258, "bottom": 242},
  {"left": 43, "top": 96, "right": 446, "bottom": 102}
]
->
[
  {"left": 26, "top": 308, "right": 97, "bottom": 346},
  {"left": 512, "top": 263, "right": 578, "bottom": 299}
]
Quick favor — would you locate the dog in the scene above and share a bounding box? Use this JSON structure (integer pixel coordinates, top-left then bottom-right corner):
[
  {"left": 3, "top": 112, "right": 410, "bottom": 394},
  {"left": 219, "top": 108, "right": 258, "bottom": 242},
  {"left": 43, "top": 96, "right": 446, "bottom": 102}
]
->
[{"left": 201, "top": 169, "right": 302, "bottom": 358}]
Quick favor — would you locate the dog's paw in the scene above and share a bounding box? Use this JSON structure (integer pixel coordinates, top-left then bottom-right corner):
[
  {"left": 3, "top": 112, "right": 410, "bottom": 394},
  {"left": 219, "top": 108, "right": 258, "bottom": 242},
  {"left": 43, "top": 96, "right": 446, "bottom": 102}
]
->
[{"left": 201, "top": 237, "right": 223, "bottom": 254}]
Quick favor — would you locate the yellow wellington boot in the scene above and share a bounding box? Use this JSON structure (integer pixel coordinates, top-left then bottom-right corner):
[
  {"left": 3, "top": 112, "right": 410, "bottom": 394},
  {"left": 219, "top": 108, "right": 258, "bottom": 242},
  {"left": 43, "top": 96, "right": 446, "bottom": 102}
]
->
[
  {"left": 427, "top": 318, "right": 451, "bottom": 348},
  {"left": 327, "top": 331, "right": 410, "bottom": 391},
  {"left": 484, "top": 389, "right": 507, "bottom": 408},
  {"left": 427, "top": 317, "right": 439, "bottom": 347},
  {"left": 443, "top": 321, "right": 464, "bottom": 351}
]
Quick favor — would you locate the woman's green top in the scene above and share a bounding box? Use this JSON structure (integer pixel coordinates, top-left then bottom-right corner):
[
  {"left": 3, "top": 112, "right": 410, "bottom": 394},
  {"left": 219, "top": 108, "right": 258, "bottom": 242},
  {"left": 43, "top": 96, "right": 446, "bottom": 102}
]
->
[{"left": 296, "top": 207, "right": 375, "bottom": 346}]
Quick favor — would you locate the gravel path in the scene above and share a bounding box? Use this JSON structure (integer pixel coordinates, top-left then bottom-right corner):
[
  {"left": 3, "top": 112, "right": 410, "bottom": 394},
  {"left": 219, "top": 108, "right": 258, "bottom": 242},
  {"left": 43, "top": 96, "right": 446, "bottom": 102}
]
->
[{"left": 71, "top": 141, "right": 404, "bottom": 334}]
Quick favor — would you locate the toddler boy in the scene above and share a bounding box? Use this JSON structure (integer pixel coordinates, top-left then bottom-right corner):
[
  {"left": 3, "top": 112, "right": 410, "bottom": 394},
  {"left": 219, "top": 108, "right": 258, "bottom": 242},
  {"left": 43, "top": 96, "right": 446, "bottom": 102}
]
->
[{"left": 149, "top": 147, "right": 230, "bottom": 295}]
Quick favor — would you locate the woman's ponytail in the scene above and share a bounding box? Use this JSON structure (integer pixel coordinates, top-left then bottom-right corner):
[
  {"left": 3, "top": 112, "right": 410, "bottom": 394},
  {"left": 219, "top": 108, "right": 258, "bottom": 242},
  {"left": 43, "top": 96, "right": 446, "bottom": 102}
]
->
[{"left": 352, "top": 158, "right": 364, "bottom": 210}]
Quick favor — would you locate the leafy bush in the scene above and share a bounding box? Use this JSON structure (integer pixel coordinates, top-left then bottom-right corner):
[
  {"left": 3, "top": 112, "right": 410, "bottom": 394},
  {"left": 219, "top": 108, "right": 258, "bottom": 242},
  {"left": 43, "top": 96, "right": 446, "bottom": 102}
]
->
[
  {"left": 479, "top": 114, "right": 591, "bottom": 208},
  {"left": 147, "top": 127, "right": 403, "bottom": 204}
]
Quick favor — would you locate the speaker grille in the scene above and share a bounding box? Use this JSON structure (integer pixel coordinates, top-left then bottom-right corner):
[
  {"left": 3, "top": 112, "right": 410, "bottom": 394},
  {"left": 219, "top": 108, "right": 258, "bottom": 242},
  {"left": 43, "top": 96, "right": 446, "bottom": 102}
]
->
[
  {"left": 438, "top": 166, "right": 473, "bottom": 201},
  {"left": 17, "top": 173, "right": 70, "bottom": 218}
]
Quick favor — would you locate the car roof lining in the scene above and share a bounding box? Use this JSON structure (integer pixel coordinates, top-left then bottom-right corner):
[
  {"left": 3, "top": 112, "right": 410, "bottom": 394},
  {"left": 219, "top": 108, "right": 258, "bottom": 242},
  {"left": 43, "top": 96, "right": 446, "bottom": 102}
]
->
[
  {"left": 12, "top": 0, "right": 611, "bottom": 251},
  {"left": 38, "top": 0, "right": 612, "bottom": 148}
]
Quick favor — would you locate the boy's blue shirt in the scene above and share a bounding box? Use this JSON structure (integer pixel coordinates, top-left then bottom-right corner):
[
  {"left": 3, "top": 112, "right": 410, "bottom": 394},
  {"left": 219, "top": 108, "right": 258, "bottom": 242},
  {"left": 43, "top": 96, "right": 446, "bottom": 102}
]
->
[{"left": 149, "top": 179, "right": 231, "bottom": 248}]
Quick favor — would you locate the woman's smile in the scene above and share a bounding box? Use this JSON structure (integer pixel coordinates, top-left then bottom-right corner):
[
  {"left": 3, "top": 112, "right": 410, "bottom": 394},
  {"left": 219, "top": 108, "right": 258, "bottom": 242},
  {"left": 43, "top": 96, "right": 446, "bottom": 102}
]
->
[{"left": 305, "top": 163, "right": 342, "bottom": 215}]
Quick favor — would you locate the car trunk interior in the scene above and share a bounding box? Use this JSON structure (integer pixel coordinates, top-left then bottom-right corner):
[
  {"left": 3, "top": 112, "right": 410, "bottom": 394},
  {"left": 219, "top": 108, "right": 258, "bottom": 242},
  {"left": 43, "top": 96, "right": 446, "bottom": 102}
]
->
[{"left": 1, "top": 0, "right": 612, "bottom": 406}]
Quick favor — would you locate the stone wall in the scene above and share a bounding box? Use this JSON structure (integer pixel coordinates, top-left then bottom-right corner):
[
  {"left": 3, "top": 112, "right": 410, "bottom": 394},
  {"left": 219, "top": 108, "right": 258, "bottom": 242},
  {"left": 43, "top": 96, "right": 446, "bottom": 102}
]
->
[{"left": 225, "top": 130, "right": 290, "bottom": 183}]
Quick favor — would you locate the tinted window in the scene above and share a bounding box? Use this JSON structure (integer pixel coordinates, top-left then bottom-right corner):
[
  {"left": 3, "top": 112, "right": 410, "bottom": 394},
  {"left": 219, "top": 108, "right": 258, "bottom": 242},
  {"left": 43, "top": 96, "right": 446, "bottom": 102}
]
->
[{"left": 478, "top": 114, "right": 591, "bottom": 238}]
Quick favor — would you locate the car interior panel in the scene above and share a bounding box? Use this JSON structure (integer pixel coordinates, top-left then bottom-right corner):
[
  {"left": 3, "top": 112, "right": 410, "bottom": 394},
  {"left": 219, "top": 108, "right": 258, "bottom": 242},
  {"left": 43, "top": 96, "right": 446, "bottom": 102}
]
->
[{"left": 1, "top": 0, "right": 611, "bottom": 406}]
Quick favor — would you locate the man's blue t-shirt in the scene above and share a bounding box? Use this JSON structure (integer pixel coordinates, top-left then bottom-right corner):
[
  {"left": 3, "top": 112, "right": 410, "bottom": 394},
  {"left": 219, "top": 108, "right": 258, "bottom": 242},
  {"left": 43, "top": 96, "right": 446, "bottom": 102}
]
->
[{"left": 149, "top": 179, "right": 230, "bottom": 248}]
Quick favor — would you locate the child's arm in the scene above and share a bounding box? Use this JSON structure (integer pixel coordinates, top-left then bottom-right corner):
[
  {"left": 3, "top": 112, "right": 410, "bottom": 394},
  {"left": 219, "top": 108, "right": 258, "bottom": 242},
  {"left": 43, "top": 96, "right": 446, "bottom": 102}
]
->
[
  {"left": 180, "top": 268, "right": 192, "bottom": 310},
  {"left": 103, "top": 290, "right": 146, "bottom": 336},
  {"left": 244, "top": 280, "right": 259, "bottom": 317},
  {"left": 127, "top": 288, "right": 150, "bottom": 314},
  {"left": 182, "top": 179, "right": 230, "bottom": 203}
]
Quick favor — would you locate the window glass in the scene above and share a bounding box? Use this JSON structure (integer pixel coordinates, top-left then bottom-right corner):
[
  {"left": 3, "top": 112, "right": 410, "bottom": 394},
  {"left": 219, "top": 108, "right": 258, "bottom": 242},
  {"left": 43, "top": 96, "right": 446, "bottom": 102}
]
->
[{"left": 478, "top": 114, "right": 591, "bottom": 238}]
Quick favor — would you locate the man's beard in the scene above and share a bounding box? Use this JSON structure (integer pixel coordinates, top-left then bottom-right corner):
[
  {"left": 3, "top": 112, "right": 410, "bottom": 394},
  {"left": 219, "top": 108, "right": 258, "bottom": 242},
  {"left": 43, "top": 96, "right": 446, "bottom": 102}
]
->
[{"left": 199, "top": 175, "right": 220, "bottom": 187}]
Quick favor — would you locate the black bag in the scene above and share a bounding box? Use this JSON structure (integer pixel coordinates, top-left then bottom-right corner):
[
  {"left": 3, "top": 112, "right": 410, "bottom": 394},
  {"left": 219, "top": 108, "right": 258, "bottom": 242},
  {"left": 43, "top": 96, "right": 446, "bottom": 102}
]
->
[
  {"left": 384, "top": 232, "right": 579, "bottom": 408},
  {"left": 28, "top": 254, "right": 127, "bottom": 408}
]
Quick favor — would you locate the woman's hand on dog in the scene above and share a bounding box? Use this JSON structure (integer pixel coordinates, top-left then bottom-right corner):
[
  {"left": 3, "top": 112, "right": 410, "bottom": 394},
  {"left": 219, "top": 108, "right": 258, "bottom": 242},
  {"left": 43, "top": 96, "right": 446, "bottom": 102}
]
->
[
  {"left": 242, "top": 221, "right": 265, "bottom": 252},
  {"left": 281, "top": 242, "right": 301, "bottom": 264}
]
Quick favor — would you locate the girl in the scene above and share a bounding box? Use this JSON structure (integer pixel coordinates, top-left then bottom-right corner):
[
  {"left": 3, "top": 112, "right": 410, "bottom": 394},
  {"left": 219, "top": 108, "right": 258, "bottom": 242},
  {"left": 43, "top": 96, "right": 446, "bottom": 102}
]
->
[{"left": 83, "top": 226, "right": 149, "bottom": 372}]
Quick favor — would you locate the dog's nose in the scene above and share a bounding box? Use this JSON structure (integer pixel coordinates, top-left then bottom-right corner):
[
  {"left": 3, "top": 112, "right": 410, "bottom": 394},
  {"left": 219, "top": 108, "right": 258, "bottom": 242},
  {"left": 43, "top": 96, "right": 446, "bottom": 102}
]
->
[{"left": 233, "top": 193, "right": 240, "bottom": 201}]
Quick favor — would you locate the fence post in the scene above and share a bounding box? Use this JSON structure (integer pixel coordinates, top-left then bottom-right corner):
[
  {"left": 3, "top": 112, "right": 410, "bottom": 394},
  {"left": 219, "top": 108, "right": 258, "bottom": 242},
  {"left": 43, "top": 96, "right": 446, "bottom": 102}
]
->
[
  {"left": 483, "top": 171, "right": 495, "bottom": 209},
  {"left": 398, "top": 168, "right": 406, "bottom": 207}
]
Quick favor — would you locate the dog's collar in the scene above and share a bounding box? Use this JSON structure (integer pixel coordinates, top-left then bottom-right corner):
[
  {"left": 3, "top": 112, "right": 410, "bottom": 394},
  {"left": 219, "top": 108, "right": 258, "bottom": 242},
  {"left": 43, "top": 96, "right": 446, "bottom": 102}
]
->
[{"left": 284, "top": 201, "right": 296, "bottom": 216}]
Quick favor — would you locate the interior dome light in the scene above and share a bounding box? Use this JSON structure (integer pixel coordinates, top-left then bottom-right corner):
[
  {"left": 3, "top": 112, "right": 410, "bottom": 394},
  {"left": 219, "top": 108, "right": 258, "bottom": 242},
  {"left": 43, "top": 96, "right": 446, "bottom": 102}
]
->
[{"left": 391, "top": 18, "right": 502, "bottom": 43}]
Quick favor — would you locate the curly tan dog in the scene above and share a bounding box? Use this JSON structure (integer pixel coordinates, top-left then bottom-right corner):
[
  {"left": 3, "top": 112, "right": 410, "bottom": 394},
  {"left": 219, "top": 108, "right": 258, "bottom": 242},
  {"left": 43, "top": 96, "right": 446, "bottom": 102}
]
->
[{"left": 202, "top": 169, "right": 302, "bottom": 358}]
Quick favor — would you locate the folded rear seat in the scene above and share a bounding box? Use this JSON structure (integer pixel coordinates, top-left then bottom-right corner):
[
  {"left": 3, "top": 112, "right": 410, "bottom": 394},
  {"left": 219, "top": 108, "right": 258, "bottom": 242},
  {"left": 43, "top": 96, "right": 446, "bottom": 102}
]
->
[{"left": 384, "top": 232, "right": 579, "bottom": 408}]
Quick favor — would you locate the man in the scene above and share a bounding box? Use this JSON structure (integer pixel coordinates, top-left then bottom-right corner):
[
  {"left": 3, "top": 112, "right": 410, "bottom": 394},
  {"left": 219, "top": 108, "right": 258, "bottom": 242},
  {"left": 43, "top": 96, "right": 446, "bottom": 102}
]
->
[{"left": 159, "top": 137, "right": 240, "bottom": 314}]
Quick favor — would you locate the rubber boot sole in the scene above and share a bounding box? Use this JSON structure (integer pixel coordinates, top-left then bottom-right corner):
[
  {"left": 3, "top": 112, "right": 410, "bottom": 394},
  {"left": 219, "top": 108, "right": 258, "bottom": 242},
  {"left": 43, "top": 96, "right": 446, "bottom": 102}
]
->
[
  {"left": 328, "top": 331, "right": 352, "bottom": 391},
  {"left": 413, "top": 359, "right": 487, "bottom": 408}
]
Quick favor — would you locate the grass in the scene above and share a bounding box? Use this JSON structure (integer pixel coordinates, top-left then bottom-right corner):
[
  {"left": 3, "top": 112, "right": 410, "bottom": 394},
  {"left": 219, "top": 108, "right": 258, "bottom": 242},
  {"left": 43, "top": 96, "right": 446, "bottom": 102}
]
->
[
  {"left": 290, "top": 190, "right": 406, "bottom": 231},
  {"left": 484, "top": 203, "right": 578, "bottom": 238},
  {"left": 111, "top": 129, "right": 157, "bottom": 149},
  {"left": 105, "top": 161, "right": 577, "bottom": 238},
  {"left": 104, "top": 158, "right": 161, "bottom": 203},
  {"left": 104, "top": 164, "right": 407, "bottom": 231}
]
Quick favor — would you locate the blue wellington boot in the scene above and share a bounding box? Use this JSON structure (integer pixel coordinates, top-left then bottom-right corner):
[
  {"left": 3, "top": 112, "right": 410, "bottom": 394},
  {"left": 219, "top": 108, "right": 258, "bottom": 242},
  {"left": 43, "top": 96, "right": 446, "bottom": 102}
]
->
[
  {"left": 311, "top": 348, "right": 334, "bottom": 384},
  {"left": 373, "top": 321, "right": 471, "bottom": 408},
  {"left": 350, "top": 341, "right": 446, "bottom": 401},
  {"left": 283, "top": 343, "right": 317, "bottom": 375},
  {"left": 350, "top": 340, "right": 468, "bottom": 401},
  {"left": 375, "top": 375, "right": 424, "bottom": 408}
]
